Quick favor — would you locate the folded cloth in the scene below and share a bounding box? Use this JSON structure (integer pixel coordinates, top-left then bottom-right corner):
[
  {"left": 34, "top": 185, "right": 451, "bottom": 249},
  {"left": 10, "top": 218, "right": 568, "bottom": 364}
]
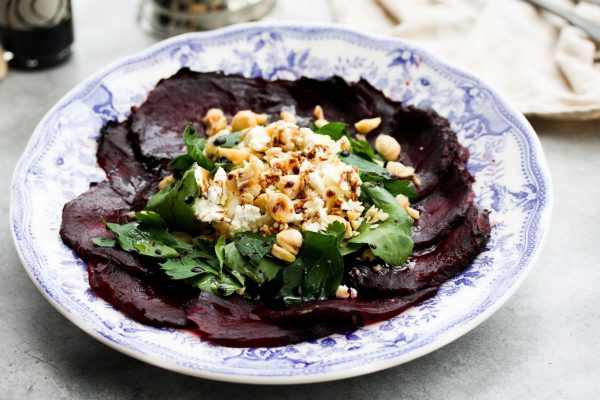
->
[{"left": 331, "top": 0, "right": 600, "bottom": 120}]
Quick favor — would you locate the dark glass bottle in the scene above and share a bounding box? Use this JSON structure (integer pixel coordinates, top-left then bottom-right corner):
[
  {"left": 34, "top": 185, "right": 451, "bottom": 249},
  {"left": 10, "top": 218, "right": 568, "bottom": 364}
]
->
[{"left": 0, "top": 0, "right": 74, "bottom": 69}]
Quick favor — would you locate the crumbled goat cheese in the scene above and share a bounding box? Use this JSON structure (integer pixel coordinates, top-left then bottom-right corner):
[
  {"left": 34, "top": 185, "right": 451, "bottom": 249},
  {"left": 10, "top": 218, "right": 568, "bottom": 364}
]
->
[
  {"left": 230, "top": 204, "right": 265, "bottom": 233},
  {"left": 192, "top": 110, "right": 386, "bottom": 237},
  {"left": 193, "top": 198, "right": 229, "bottom": 224}
]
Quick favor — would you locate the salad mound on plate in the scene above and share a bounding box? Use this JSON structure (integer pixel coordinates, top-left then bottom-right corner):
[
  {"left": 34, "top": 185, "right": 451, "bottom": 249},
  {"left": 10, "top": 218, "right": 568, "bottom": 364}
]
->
[{"left": 60, "top": 69, "right": 490, "bottom": 347}]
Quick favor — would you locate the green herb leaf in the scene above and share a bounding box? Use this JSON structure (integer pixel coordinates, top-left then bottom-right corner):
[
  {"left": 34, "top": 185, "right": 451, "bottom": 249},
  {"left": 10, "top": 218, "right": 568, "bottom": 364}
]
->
[
  {"left": 278, "top": 222, "right": 346, "bottom": 302},
  {"left": 92, "top": 237, "right": 116, "bottom": 248},
  {"left": 216, "top": 131, "right": 244, "bottom": 148},
  {"left": 188, "top": 238, "right": 219, "bottom": 261},
  {"left": 160, "top": 256, "right": 219, "bottom": 280},
  {"left": 301, "top": 225, "right": 346, "bottom": 300},
  {"left": 215, "top": 236, "right": 226, "bottom": 273},
  {"left": 234, "top": 232, "right": 276, "bottom": 267},
  {"left": 183, "top": 125, "right": 213, "bottom": 170},
  {"left": 168, "top": 154, "right": 195, "bottom": 176},
  {"left": 257, "top": 257, "right": 284, "bottom": 281},
  {"left": 315, "top": 122, "right": 348, "bottom": 140},
  {"left": 146, "top": 166, "right": 199, "bottom": 232},
  {"left": 105, "top": 222, "right": 192, "bottom": 259},
  {"left": 279, "top": 258, "right": 304, "bottom": 304},
  {"left": 339, "top": 153, "right": 396, "bottom": 180},
  {"left": 349, "top": 183, "right": 414, "bottom": 266},
  {"left": 192, "top": 273, "right": 243, "bottom": 296},
  {"left": 381, "top": 179, "right": 418, "bottom": 200},
  {"left": 223, "top": 242, "right": 262, "bottom": 283},
  {"left": 223, "top": 242, "right": 283, "bottom": 284},
  {"left": 339, "top": 242, "right": 363, "bottom": 256},
  {"left": 348, "top": 136, "right": 376, "bottom": 161},
  {"left": 135, "top": 210, "right": 167, "bottom": 228},
  {"left": 168, "top": 125, "right": 213, "bottom": 173}
]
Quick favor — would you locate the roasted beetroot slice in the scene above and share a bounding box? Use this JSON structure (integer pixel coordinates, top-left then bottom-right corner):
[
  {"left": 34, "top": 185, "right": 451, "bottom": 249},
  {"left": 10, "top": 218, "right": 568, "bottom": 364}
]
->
[
  {"left": 129, "top": 70, "right": 292, "bottom": 161},
  {"left": 130, "top": 70, "right": 414, "bottom": 163},
  {"left": 414, "top": 206, "right": 490, "bottom": 285},
  {"left": 186, "top": 293, "right": 358, "bottom": 348},
  {"left": 59, "top": 181, "right": 148, "bottom": 276},
  {"left": 348, "top": 206, "right": 490, "bottom": 296},
  {"left": 392, "top": 106, "right": 459, "bottom": 198},
  {"left": 258, "top": 286, "right": 438, "bottom": 328},
  {"left": 412, "top": 159, "right": 474, "bottom": 248},
  {"left": 88, "top": 261, "right": 188, "bottom": 328},
  {"left": 97, "top": 120, "right": 159, "bottom": 208}
]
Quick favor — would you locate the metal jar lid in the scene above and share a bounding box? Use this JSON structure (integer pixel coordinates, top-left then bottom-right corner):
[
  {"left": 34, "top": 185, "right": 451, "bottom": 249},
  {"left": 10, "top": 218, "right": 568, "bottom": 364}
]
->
[{"left": 138, "top": 0, "right": 276, "bottom": 38}]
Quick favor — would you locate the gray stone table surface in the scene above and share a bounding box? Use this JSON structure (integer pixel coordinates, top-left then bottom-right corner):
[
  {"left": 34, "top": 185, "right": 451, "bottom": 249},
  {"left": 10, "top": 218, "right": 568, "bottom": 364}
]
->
[{"left": 2, "top": 1, "right": 599, "bottom": 399}]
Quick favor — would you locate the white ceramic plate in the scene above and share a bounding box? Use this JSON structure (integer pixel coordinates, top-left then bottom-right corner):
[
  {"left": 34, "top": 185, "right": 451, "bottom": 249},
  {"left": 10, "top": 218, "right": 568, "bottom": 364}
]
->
[{"left": 11, "top": 22, "right": 552, "bottom": 384}]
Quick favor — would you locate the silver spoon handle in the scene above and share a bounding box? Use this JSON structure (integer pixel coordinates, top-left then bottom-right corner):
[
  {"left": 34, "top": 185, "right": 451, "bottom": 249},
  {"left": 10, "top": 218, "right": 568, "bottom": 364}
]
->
[{"left": 523, "top": 0, "right": 600, "bottom": 42}]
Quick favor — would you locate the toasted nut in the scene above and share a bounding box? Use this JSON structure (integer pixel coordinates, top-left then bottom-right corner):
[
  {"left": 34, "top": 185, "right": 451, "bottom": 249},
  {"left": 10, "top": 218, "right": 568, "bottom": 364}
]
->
[
  {"left": 395, "top": 194, "right": 420, "bottom": 220},
  {"left": 272, "top": 125, "right": 299, "bottom": 152},
  {"left": 231, "top": 110, "right": 258, "bottom": 131},
  {"left": 386, "top": 161, "right": 415, "bottom": 178},
  {"left": 236, "top": 156, "right": 265, "bottom": 197},
  {"left": 335, "top": 285, "right": 350, "bottom": 299},
  {"left": 395, "top": 194, "right": 410, "bottom": 209},
  {"left": 253, "top": 193, "right": 269, "bottom": 213},
  {"left": 313, "top": 105, "right": 324, "bottom": 120},
  {"left": 266, "top": 193, "right": 295, "bottom": 223},
  {"left": 407, "top": 207, "right": 420, "bottom": 220},
  {"left": 361, "top": 247, "right": 377, "bottom": 262},
  {"left": 254, "top": 113, "right": 268, "bottom": 125},
  {"left": 324, "top": 186, "right": 344, "bottom": 211},
  {"left": 328, "top": 215, "right": 353, "bottom": 239},
  {"left": 412, "top": 174, "right": 421, "bottom": 188},
  {"left": 203, "top": 108, "right": 228, "bottom": 136},
  {"left": 278, "top": 175, "right": 304, "bottom": 199},
  {"left": 314, "top": 118, "right": 329, "bottom": 128},
  {"left": 354, "top": 117, "right": 381, "bottom": 135},
  {"left": 217, "top": 147, "right": 251, "bottom": 165},
  {"left": 346, "top": 210, "right": 363, "bottom": 229},
  {"left": 158, "top": 175, "right": 176, "bottom": 190},
  {"left": 338, "top": 136, "right": 351, "bottom": 152},
  {"left": 194, "top": 166, "right": 210, "bottom": 193},
  {"left": 271, "top": 244, "right": 296, "bottom": 263},
  {"left": 239, "top": 193, "right": 254, "bottom": 204},
  {"left": 225, "top": 170, "right": 240, "bottom": 198},
  {"left": 272, "top": 228, "right": 303, "bottom": 263},
  {"left": 375, "top": 134, "right": 401, "bottom": 161},
  {"left": 276, "top": 229, "right": 303, "bottom": 255},
  {"left": 213, "top": 222, "right": 231, "bottom": 237},
  {"left": 280, "top": 110, "right": 296, "bottom": 123}
]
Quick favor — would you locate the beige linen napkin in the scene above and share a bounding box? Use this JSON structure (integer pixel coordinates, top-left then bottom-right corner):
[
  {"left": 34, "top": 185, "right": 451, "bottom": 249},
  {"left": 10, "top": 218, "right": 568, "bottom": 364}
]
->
[{"left": 331, "top": 0, "right": 600, "bottom": 120}]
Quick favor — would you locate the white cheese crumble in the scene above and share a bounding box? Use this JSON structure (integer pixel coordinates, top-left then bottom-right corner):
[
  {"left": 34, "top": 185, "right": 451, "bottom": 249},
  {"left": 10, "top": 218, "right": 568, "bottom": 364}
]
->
[
  {"left": 230, "top": 204, "right": 264, "bottom": 233},
  {"left": 190, "top": 109, "right": 393, "bottom": 238}
]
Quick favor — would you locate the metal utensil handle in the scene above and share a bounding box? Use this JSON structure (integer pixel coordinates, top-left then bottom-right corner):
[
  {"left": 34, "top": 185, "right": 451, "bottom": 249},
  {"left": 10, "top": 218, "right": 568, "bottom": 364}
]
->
[{"left": 524, "top": 0, "right": 600, "bottom": 42}]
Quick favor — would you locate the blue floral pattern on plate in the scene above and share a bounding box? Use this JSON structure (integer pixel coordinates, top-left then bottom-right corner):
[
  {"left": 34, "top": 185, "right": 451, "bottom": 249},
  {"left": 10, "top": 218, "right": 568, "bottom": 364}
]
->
[{"left": 10, "top": 23, "right": 552, "bottom": 384}]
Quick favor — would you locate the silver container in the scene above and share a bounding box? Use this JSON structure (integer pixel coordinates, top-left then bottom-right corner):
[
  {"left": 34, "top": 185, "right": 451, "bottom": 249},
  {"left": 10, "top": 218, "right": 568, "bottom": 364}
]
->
[{"left": 139, "top": 0, "right": 276, "bottom": 37}]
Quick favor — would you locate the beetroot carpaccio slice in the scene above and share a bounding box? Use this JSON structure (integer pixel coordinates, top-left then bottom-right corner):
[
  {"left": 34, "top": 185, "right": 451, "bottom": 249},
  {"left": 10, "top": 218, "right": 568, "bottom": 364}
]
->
[
  {"left": 97, "top": 120, "right": 162, "bottom": 208},
  {"left": 60, "top": 69, "right": 491, "bottom": 347},
  {"left": 88, "top": 261, "right": 189, "bottom": 328}
]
